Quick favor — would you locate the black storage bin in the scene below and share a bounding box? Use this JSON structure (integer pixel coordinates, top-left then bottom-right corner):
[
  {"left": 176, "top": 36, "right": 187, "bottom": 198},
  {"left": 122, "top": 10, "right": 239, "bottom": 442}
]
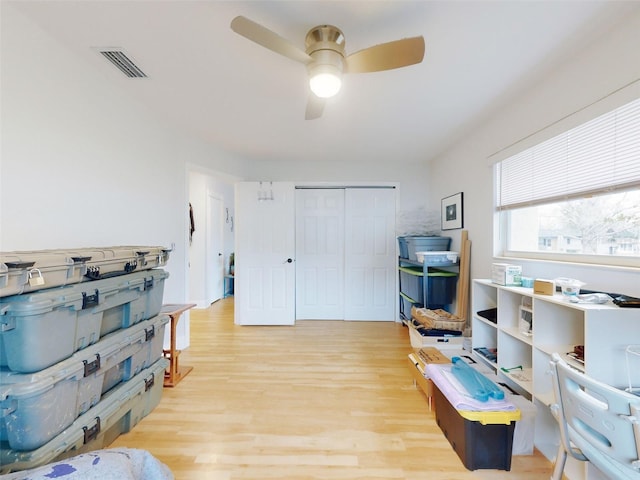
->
[
  {"left": 400, "top": 268, "right": 457, "bottom": 308},
  {"left": 427, "top": 270, "right": 457, "bottom": 307},
  {"left": 432, "top": 383, "right": 516, "bottom": 471}
]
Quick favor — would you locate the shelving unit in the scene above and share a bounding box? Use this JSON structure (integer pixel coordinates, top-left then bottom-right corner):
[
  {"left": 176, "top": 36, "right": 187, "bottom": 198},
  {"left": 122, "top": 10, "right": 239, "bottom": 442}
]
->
[
  {"left": 471, "top": 279, "right": 640, "bottom": 480},
  {"left": 398, "top": 257, "right": 459, "bottom": 319}
]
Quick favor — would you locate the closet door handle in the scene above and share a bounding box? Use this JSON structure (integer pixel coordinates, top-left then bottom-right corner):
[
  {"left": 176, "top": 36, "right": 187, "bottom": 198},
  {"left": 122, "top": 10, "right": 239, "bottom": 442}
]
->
[{"left": 285, "top": 258, "right": 293, "bottom": 264}]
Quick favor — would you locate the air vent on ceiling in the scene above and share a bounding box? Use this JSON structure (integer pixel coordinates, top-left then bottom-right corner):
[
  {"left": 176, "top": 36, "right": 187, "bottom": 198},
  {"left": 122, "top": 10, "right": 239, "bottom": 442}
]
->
[{"left": 98, "top": 49, "right": 147, "bottom": 78}]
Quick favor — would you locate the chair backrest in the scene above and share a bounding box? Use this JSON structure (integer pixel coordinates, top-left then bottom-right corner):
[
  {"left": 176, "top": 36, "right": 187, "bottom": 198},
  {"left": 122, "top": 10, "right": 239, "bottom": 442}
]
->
[{"left": 550, "top": 353, "right": 640, "bottom": 479}]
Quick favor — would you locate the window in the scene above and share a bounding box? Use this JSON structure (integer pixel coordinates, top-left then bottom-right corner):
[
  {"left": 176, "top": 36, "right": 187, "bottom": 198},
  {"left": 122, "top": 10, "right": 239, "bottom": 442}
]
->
[{"left": 496, "top": 96, "right": 640, "bottom": 266}]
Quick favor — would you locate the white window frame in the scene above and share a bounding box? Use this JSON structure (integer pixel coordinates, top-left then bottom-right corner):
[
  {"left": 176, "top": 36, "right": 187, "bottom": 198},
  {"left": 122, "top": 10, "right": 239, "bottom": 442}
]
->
[{"left": 490, "top": 79, "right": 640, "bottom": 269}]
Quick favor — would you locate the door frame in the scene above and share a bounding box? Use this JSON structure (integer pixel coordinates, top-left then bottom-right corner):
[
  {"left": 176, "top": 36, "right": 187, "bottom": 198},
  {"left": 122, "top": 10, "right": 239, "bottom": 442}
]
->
[{"left": 186, "top": 164, "right": 240, "bottom": 308}]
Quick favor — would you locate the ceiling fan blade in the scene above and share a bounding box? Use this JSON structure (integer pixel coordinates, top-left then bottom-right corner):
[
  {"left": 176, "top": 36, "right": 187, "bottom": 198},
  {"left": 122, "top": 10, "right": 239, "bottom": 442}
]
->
[
  {"left": 305, "top": 94, "right": 325, "bottom": 120},
  {"left": 345, "top": 36, "right": 425, "bottom": 74},
  {"left": 231, "top": 16, "right": 312, "bottom": 65}
]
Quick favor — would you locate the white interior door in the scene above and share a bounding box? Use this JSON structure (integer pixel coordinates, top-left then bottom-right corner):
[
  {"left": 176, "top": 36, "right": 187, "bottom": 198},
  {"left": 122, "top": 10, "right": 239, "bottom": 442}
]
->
[
  {"left": 295, "top": 189, "right": 345, "bottom": 320},
  {"left": 205, "top": 193, "right": 224, "bottom": 304},
  {"left": 234, "top": 182, "right": 295, "bottom": 325},
  {"left": 344, "top": 188, "right": 396, "bottom": 321}
]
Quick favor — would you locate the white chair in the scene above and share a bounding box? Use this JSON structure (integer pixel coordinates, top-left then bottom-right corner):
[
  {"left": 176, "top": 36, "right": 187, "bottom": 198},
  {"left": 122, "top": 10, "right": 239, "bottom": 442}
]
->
[{"left": 549, "top": 352, "right": 640, "bottom": 480}]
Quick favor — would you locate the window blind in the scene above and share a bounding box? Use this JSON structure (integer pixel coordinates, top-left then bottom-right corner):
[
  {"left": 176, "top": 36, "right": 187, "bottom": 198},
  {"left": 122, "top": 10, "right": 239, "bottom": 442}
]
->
[{"left": 497, "top": 96, "right": 640, "bottom": 210}]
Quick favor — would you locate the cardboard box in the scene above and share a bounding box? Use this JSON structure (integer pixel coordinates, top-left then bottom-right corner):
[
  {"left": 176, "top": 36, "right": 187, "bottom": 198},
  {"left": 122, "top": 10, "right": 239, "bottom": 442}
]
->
[
  {"left": 533, "top": 278, "right": 555, "bottom": 296},
  {"left": 491, "top": 263, "right": 522, "bottom": 286},
  {"left": 408, "top": 348, "right": 451, "bottom": 409},
  {"left": 415, "top": 347, "right": 451, "bottom": 365}
]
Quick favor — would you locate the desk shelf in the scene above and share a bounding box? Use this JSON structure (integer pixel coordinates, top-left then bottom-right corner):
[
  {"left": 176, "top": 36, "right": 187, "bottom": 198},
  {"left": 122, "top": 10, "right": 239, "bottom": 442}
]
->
[{"left": 471, "top": 279, "right": 640, "bottom": 480}]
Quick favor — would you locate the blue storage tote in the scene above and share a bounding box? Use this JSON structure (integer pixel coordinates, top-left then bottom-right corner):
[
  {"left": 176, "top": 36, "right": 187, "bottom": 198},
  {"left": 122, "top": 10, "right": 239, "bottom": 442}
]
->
[
  {"left": 399, "top": 236, "right": 451, "bottom": 260},
  {"left": 0, "top": 246, "right": 171, "bottom": 298},
  {"left": 399, "top": 267, "right": 457, "bottom": 307},
  {"left": 0, "top": 357, "right": 168, "bottom": 474},
  {"left": 0, "top": 314, "right": 168, "bottom": 451},
  {"left": 0, "top": 269, "right": 168, "bottom": 373}
]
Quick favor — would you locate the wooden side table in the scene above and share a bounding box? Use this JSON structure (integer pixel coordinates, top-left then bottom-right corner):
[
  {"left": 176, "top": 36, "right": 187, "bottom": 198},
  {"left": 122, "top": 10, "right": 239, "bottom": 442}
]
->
[{"left": 161, "top": 303, "right": 196, "bottom": 387}]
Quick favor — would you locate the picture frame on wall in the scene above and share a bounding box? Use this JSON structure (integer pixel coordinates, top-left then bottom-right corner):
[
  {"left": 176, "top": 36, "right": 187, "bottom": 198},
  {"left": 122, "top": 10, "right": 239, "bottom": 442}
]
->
[{"left": 441, "top": 192, "right": 464, "bottom": 230}]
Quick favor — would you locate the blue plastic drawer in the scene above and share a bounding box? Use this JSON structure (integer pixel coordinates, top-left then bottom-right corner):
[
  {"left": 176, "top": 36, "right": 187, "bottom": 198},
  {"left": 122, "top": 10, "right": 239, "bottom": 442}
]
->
[
  {"left": 0, "top": 357, "right": 168, "bottom": 473},
  {"left": 0, "top": 269, "right": 168, "bottom": 373},
  {"left": 0, "top": 314, "right": 168, "bottom": 451}
]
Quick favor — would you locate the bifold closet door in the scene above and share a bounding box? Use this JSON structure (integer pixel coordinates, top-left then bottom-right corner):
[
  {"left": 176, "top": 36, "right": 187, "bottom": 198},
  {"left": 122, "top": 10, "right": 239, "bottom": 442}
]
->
[
  {"left": 295, "top": 189, "right": 345, "bottom": 320},
  {"left": 295, "top": 187, "right": 396, "bottom": 321},
  {"left": 344, "top": 188, "right": 396, "bottom": 321}
]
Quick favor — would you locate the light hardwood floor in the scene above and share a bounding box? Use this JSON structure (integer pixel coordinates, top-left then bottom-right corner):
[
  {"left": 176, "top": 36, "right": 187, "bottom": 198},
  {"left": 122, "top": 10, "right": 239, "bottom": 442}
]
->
[{"left": 111, "top": 298, "right": 553, "bottom": 479}]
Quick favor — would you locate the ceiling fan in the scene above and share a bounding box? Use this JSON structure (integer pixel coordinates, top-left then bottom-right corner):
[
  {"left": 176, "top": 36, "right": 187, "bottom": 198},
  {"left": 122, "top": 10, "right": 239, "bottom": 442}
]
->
[{"left": 230, "top": 16, "right": 425, "bottom": 120}]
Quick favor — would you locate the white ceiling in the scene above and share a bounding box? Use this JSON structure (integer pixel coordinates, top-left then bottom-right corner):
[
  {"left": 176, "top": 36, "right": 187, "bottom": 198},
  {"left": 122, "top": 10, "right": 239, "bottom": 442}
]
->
[{"left": 9, "top": 0, "right": 640, "bottom": 166}]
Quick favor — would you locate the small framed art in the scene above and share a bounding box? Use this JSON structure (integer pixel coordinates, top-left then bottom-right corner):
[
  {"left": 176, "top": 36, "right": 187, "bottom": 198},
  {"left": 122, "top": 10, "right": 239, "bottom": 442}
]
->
[{"left": 441, "top": 192, "right": 464, "bottom": 230}]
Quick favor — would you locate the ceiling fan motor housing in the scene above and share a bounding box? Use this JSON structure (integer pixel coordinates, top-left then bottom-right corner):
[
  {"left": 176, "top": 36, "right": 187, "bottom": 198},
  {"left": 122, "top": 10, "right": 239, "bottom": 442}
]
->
[{"left": 305, "top": 25, "right": 346, "bottom": 77}]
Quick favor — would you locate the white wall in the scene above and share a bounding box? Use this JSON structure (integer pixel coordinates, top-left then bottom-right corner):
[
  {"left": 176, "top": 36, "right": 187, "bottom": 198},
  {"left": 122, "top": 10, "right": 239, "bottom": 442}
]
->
[
  {"left": 427, "top": 10, "right": 640, "bottom": 297},
  {"left": 246, "top": 159, "right": 435, "bottom": 236},
  {"left": 0, "top": 5, "right": 248, "bottom": 348}
]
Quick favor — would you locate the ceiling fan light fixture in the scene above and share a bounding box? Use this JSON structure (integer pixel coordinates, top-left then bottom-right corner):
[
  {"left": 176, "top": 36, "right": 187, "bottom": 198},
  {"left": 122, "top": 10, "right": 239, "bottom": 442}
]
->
[
  {"left": 309, "top": 69, "right": 342, "bottom": 98},
  {"left": 310, "top": 73, "right": 341, "bottom": 98}
]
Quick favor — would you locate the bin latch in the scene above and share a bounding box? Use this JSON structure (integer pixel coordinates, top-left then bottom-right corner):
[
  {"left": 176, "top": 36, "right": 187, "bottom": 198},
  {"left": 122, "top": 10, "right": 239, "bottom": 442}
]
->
[
  {"left": 83, "top": 417, "right": 101, "bottom": 444},
  {"left": 136, "top": 251, "right": 149, "bottom": 267},
  {"left": 4, "top": 261, "right": 35, "bottom": 270},
  {"left": 83, "top": 354, "right": 101, "bottom": 377},
  {"left": 82, "top": 290, "right": 99, "bottom": 309},
  {"left": 145, "top": 372, "right": 155, "bottom": 392},
  {"left": 145, "top": 324, "right": 155, "bottom": 342},
  {"left": 70, "top": 256, "right": 92, "bottom": 264}
]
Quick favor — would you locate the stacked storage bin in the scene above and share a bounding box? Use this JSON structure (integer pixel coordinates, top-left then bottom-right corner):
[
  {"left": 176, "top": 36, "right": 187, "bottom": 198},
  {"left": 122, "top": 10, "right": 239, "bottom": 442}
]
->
[
  {"left": 397, "top": 236, "right": 455, "bottom": 318},
  {"left": 398, "top": 236, "right": 465, "bottom": 349},
  {"left": 0, "top": 247, "right": 171, "bottom": 473}
]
